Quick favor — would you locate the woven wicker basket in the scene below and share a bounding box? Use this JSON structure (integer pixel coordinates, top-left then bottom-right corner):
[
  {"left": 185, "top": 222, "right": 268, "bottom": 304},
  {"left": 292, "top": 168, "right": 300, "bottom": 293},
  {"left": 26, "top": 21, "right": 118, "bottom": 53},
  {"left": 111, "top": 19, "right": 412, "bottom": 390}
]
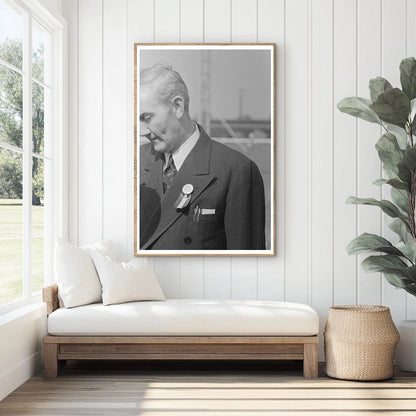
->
[{"left": 324, "top": 305, "right": 399, "bottom": 381}]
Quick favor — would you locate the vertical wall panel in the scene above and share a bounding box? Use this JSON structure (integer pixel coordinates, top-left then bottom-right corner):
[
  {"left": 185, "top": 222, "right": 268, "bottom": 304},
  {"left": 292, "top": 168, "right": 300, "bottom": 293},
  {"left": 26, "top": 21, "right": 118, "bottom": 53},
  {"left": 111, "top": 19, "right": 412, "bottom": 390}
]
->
[
  {"left": 310, "top": 0, "right": 333, "bottom": 359},
  {"left": 231, "top": 0, "right": 257, "bottom": 42},
  {"left": 407, "top": 0, "right": 416, "bottom": 319},
  {"left": 180, "top": 0, "right": 203, "bottom": 43},
  {"left": 203, "top": 0, "right": 232, "bottom": 299},
  {"left": 204, "top": 0, "right": 231, "bottom": 42},
  {"left": 103, "top": 0, "right": 128, "bottom": 260},
  {"left": 356, "top": 0, "right": 382, "bottom": 305},
  {"left": 229, "top": 0, "right": 259, "bottom": 300},
  {"left": 77, "top": 0, "right": 103, "bottom": 245},
  {"left": 257, "top": 0, "right": 285, "bottom": 301},
  {"left": 205, "top": 258, "right": 231, "bottom": 299},
  {"left": 127, "top": 0, "right": 154, "bottom": 47},
  {"left": 179, "top": 0, "right": 205, "bottom": 298},
  {"left": 180, "top": 258, "right": 204, "bottom": 298},
  {"left": 154, "top": 259, "right": 181, "bottom": 298},
  {"left": 407, "top": 0, "right": 416, "bottom": 62},
  {"left": 284, "top": 0, "right": 309, "bottom": 303},
  {"left": 155, "top": 0, "right": 180, "bottom": 42},
  {"left": 231, "top": 258, "right": 258, "bottom": 299},
  {"left": 381, "top": 0, "right": 407, "bottom": 322},
  {"left": 333, "top": 0, "right": 357, "bottom": 305},
  {"left": 61, "top": 0, "right": 78, "bottom": 245}
]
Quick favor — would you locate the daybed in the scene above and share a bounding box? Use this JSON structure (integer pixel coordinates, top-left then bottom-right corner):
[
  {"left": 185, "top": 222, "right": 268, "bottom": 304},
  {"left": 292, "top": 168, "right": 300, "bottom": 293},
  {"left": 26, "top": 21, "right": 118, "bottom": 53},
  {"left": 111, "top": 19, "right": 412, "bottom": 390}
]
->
[{"left": 42, "top": 284, "right": 320, "bottom": 379}]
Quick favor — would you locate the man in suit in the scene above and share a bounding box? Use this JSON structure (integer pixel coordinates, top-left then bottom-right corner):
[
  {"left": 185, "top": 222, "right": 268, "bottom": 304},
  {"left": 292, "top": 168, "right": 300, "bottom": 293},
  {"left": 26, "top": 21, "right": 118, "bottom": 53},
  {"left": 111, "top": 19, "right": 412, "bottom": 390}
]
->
[{"left": 139, "top": 64, "right": 265, "bottom": 250}]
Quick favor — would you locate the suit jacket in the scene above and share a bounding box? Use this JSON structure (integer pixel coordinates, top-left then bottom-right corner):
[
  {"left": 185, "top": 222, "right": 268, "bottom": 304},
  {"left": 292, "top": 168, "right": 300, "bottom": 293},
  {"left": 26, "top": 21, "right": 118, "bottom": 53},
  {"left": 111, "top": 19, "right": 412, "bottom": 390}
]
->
[{"left": 139, "top": 126, "right": 266, "bottom": 250}]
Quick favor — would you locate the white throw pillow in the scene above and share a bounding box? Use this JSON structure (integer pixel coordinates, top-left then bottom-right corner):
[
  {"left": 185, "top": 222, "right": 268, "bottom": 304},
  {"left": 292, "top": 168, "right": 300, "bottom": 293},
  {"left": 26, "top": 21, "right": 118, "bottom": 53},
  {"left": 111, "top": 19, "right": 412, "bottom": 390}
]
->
[
  {"left": 54, "top": 239, "right": 114, "bottom": 308},
  {"left": 90, "top": 252, "right": 165, "bottom": 306}
]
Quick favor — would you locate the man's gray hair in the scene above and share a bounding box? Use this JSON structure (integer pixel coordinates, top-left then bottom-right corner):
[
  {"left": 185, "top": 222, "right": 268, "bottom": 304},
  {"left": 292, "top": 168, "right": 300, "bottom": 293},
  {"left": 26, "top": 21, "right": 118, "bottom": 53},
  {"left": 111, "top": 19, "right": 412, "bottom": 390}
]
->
[{"left": 140, "top": 64, "right": 190, "bottom": 111}]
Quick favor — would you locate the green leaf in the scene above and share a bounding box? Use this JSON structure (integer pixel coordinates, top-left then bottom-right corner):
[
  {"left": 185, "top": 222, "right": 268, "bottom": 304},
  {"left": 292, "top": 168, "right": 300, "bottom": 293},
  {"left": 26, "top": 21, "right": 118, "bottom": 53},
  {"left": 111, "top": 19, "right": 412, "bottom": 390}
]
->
[
  {"left": 369, "top": 77, "right": 393, "bottom": 102},
  {"left": 391, "top": 187, "right": 409, "bottom": 213},
  {"left": 386, "top": 179, "right": 410, "bottom": 191},
  {"left": 397, "top": 240, "right": 416, "bottom": 264},
  {"left": 400, "top": 57, "right": 416, "bottom": 100},
  {"left": 370, "top": 88, "right": 410, "bottom": 128},
  {"left": 337, "top": 97, "right": 382, "bottom": 125},
  {"left": 361, "top": 255, "right": 416, "bottom": 287},
  {"left": 374, "top": 177, "right": 409, "bottom": 192},
  {"left": 384, "top": 166, "right": 400, "bottom": 180},
  {"left": 393, "top": 130, "right": 409, "bottom": 150},
  {"left": 347, "top": 233, "right": 404, "bottom": 256},
  {"left": 362, "top": 254, "right": 408, "bottom": 272},
  {"left": 373, "top": 178, "right": 409, "bottom": 191},
  {"left": 389, "top": 218, "right": 410, "bottom": 241},
  {"left": 383, "top": 271, "right": 412, "bottom": 288},
  {"left": 373, "top": 178, "right": 388, "bottom": 186},
  {"left": 403, "top": 265, "right": 416, "bottom": 282},
  {"left": 375, "top": 132, "right": 404, "bottom": 173},
  {"left": 346, "top": 196, "right": 405, "bottom": 219},
  {"left": 404, "top": 283, "right": 416, "bottom": 296},
  {"left": 397, "top": 161, "right": 412, "bottom": 185},
  {"left": 403, "top": 146, "right": 416, "bottom": 172}
]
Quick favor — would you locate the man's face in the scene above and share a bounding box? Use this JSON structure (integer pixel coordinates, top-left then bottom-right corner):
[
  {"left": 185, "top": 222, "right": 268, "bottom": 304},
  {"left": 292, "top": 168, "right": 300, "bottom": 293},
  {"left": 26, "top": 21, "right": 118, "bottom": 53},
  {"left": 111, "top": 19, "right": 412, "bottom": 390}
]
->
[{"left": 139, "top": 83, "right": 182, "bottom": 153}]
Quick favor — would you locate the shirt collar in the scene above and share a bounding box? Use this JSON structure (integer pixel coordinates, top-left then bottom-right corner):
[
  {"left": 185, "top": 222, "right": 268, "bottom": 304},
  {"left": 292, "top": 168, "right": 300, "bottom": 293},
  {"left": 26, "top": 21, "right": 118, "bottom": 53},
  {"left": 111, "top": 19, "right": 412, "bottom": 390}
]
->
[{"left": 165, "top": 124, "right": 200, "bottom": 171}]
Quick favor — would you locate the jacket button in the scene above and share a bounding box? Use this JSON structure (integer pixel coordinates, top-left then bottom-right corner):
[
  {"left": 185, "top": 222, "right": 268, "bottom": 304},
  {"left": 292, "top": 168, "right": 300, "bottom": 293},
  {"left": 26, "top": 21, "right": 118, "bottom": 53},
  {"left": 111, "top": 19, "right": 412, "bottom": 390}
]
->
[{"left": 184, "top": 237, "right": 192, "bottom": 245}]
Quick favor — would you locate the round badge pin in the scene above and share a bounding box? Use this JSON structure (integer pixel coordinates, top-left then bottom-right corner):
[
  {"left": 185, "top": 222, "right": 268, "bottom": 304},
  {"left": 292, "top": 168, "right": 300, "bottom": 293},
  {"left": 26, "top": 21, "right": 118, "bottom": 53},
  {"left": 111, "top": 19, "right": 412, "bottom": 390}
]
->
[{"left": 182, "top": 184, "right": 194, "bottom": 195}]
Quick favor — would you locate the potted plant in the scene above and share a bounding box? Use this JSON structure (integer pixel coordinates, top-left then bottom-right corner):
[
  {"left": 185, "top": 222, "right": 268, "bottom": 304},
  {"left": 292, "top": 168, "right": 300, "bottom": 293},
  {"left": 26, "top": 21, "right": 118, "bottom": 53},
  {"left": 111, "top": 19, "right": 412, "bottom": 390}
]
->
[{"left": 338, "top": 57, "right": 416, "bottom": 372}]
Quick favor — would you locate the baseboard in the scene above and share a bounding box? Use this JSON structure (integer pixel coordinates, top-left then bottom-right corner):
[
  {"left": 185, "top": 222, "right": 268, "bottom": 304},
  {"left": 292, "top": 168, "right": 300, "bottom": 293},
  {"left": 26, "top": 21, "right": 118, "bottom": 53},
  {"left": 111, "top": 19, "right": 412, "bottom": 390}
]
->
[{"left": 0, "top": 351, "right": 42, "bottom": 401}]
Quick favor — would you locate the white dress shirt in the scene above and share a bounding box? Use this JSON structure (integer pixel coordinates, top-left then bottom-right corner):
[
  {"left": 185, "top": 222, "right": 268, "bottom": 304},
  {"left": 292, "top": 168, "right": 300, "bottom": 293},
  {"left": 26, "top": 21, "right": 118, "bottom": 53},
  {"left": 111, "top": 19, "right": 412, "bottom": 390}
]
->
[{"left": 164, "top": 124, "right": 200, "bottom": 171}]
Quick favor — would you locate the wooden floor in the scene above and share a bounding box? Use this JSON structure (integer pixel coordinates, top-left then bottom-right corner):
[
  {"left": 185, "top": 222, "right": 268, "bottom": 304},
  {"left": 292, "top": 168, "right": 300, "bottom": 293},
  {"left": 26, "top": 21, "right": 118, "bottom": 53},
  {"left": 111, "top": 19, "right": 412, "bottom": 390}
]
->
[{"left": 1, "top": 360, "right": 416, "bottom": 415}]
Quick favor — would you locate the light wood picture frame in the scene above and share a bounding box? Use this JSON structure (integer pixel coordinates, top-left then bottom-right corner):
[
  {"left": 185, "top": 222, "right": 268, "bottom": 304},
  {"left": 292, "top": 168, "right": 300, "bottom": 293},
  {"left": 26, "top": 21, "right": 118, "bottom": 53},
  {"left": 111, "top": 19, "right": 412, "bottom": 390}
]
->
[{"left": 134, "top": 44, "right": 276, "bottom": 256}]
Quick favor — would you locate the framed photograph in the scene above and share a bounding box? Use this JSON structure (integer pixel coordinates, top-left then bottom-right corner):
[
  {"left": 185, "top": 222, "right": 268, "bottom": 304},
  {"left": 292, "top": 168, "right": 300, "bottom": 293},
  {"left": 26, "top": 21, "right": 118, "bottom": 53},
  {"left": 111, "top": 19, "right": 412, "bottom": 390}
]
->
[{"left": 134, "top": 44, "right": 275, "bottom": 256}]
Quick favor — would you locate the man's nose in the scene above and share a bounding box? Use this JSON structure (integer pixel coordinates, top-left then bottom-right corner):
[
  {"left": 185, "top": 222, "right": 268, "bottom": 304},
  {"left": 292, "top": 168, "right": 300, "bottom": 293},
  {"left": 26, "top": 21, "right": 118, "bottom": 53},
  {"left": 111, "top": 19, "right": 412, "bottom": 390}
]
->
[{"left": 140, "top": 122, "right": 151, "bottom": 137}]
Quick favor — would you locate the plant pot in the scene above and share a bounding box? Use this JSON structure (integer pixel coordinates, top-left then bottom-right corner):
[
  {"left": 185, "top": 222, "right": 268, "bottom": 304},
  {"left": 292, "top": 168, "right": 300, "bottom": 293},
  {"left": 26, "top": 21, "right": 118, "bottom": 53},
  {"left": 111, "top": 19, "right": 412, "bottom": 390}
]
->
[
  {"left": 324, "top": 305, "right": 400, "bottom": 381},
  {"left": 395, "top": 320, "right": 416, "bottom": 372}
]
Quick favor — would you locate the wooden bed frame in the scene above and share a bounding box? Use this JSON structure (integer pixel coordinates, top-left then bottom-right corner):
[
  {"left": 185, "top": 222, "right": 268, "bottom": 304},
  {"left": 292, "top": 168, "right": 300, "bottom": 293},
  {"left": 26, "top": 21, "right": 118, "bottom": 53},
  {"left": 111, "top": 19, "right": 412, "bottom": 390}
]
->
[{"left": 43, "top": 285, "right": 319, "bottom": 379}]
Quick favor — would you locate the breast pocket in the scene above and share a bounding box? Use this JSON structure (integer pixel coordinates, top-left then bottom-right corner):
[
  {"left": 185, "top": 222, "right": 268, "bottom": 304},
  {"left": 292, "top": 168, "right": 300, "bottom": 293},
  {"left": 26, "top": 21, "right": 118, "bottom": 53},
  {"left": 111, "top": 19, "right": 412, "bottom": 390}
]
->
[
  {"left": 192, "top": 209, "right": 224, "bottom": 223},
  {"left": 189, "top": 209, "right": 226, "bottom": 249}
]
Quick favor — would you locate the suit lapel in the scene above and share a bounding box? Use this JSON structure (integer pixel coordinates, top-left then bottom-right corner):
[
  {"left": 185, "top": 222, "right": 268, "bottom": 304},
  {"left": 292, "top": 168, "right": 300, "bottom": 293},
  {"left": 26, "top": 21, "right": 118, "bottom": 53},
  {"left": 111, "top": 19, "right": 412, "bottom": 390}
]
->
[
  {"left": 142, "top": 150, "right": 163, "bottom": 197},
  {"left": 139, "top": 150, "right": 163, "bottom": 244},
  {"left": 141, "top": 128, "right": 215, "bottom": 250}
]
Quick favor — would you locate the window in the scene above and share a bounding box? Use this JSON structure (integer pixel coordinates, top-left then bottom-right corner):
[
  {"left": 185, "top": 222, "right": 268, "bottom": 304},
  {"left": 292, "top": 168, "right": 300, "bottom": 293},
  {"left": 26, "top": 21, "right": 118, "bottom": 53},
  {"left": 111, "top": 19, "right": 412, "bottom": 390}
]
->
[{"left": 0, "top": 0, "right": 66, "bottom": 312}]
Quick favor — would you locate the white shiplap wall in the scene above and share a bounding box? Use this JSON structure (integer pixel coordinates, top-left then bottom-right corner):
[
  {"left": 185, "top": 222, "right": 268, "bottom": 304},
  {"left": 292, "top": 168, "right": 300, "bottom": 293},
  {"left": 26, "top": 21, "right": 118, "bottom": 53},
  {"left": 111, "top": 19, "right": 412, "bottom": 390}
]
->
[{"left": 61, "top": 0, "right": 416, "bottom": 356}]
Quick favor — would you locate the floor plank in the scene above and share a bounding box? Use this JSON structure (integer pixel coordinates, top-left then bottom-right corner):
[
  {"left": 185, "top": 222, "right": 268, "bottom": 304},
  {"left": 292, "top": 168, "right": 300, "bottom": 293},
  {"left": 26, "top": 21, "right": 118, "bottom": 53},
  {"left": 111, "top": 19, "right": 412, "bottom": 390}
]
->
[{"left": 1, "top": 361, "right": 416, "bottom": 415}]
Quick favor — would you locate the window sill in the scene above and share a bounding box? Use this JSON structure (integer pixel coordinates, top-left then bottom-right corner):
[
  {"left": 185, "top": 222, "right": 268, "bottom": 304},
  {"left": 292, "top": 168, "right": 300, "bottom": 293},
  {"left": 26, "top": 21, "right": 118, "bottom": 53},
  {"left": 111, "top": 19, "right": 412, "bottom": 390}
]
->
[
  {"left": 0, "top": 299, "right": 45, "bottom": 327},
  {"left": 0, "top": 291, "right": 42, "bottom": 315}
]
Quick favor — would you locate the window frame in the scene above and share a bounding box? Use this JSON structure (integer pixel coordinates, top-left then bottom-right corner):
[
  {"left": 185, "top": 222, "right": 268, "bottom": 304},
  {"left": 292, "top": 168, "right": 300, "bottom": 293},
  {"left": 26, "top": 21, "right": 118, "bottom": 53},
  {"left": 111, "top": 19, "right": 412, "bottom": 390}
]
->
[{"left": 0, "top": 0, "right": 67, "bottom": 315}]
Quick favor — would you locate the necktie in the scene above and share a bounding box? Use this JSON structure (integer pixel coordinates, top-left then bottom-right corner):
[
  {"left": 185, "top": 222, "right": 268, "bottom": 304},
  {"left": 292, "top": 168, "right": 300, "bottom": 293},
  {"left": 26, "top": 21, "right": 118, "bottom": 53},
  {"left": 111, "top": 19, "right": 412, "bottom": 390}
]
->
[{"left": 162, "top": 154, "right": 177, "bottom": 193}]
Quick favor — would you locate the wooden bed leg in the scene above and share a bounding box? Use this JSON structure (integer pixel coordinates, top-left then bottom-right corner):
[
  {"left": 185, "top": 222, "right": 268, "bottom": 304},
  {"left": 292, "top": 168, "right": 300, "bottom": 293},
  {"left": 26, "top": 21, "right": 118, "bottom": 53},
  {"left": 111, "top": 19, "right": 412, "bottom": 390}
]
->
[
  {"left": 303, "top": 343, "right": 318, "bottom": 379},
  {"left": 44, "top": 343, "right": 59, "bottom": 379}
]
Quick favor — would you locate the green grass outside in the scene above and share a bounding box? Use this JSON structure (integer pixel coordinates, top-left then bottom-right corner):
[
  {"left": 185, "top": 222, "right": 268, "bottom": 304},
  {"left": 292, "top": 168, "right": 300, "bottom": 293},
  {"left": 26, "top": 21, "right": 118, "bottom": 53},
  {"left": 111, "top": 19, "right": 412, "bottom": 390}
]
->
[{"left": 0, "top": 199, "right": 44, "bottom": 305}]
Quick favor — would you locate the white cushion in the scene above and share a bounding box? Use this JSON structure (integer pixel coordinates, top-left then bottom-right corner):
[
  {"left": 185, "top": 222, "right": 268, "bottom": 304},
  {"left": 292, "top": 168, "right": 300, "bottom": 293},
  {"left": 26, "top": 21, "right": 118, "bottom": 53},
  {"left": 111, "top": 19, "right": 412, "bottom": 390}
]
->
[
  {"left": 90, "top": 253, "right": 165, "bottom": 305},
  {"left": 47, "top": 299, "right": 319, "bottom": 336},
  {"left": 54, "top": 239, "right": 114, "bottom": 308}
]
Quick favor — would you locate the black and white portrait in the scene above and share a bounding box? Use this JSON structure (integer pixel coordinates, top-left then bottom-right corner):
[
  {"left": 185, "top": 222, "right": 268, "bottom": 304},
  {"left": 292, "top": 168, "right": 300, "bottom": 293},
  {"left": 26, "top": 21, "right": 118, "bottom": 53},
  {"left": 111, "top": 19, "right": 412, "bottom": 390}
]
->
[{"left": 134, "top": 44, "right": 275, "bottom": 256}]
